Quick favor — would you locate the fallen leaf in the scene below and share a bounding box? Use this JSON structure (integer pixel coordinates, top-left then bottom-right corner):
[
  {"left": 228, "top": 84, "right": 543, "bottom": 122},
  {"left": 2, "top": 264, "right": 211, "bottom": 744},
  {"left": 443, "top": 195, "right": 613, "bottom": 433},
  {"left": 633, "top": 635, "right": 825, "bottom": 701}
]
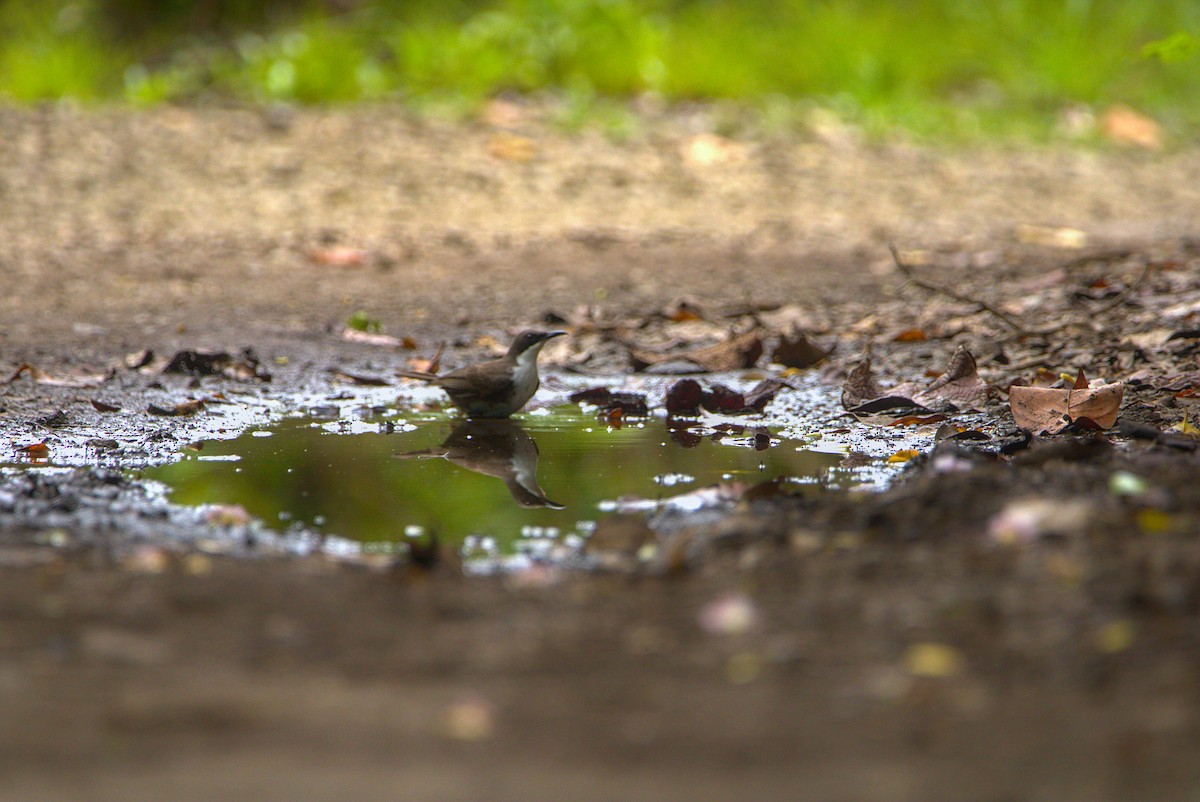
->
[
  {"left": 887, "top": 449, "right": 920, "bottom": 463},
  {"left": 892, "top": 328, "right": 928, "bottom": 343},
  {"left": 567, "top": 387, "right": 649, "bottom": 417},
  {"left": 307, "top": 245, "right": 368, "bottom": 267},
  {"left": 163, "top": 349, "right": 270, "bottom": 381},
  {"left": 681, "top": 133, "right": 748, "bottom": 167},
  {"left": 631, "top": 330, "right": 763, "bottom": 373},
  {"left": 701, "top": 378, "right": 787, "bottom": 415},
  {"left": 341, "top": 329, "right": 406, "bottom": 347},
  {"left": 1101, "top": 104, "right": 1162, "bottom": 149},
  {"left": 772, "top": 330, "right": 830, "bottom": 369},
  {"left": 903, "top": 643, "right": 964, "bottom": 678},
  {"left": 912, "top": 346, "right": 989, "bottom": 411},
  {"left": 1015, "top": 224, "right": 1088, "bottom": 249},
  {"left": 331, "top": 370, "right": 390, "bottom": 387},
  {"left": 844, "top": 347, "right": 988, "bottom": 412},
  {"left": 487, "top": 133, "right": 537, "bottom": 162},
  {"left": 90, "top": 399, "right": 121, "bottom": 413},
  {"left": 1009, "top": 381, "right": 1124, "bottom": 434},
  {"left": 5, "top": 362, "right": 104, "bottom": 388},
  {"left": 124, "top": 349, "right": 154, "bottom": 369},
  {"left": 665, "top": 379, "right": 704, "bottom": 417},
  {"left": 148, "top": 399, "right": 205, "bottom": 417},
  {"left": 16, "top": 441, "right": 50, "bottom": 458}
]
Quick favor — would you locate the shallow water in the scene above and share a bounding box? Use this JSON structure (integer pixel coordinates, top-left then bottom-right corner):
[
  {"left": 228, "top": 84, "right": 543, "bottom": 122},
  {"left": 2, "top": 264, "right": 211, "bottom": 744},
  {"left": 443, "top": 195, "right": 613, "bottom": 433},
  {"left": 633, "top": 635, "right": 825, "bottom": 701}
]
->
[{"left": 148, "top": 406, "right": 854, "bottom": 553}]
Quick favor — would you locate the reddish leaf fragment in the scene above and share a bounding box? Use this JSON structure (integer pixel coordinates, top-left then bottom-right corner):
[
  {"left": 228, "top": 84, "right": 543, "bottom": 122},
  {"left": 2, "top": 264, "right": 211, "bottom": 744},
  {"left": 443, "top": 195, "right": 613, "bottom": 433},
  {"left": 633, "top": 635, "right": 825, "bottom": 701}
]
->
[
  {"left": 91, "top": 399, "right": 121, "bottom": 413},
  {"left": 308, "top": 246, "right": 368, "bottom": 267},
  {"left": 1073, "top": 369, "right": 1089, "bottom": 390},
  {"left": 665, "top": 379, "right": 704, "bottom": 417},
  {"left": 889, "top": 414, "right": 949, "bottom": 427},
  {"left": 772, "top": 331, "right": 829, "bottom": 369},
  {"left": 16, "top": 441, "right": 50, "bottom": 458},
  {"left": 893, "top": 328, "right": 928, "bottom": 342}
]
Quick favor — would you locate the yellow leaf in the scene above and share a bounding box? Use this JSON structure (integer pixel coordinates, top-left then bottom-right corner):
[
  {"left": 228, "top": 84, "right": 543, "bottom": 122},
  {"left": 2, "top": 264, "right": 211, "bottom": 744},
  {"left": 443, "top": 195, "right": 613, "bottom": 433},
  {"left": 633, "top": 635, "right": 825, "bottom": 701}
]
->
[
  {"left": 887, "top": 449, "right": 920, "bottom": 463},
  {"left": 904, "top": 642, "right": 964, "bottom": 677}
]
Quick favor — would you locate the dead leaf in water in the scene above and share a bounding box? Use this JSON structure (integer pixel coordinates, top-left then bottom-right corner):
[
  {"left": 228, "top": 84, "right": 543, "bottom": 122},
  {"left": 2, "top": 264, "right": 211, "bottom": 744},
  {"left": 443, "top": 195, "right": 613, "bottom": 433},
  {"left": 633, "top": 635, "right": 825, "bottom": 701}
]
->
[{"left": 665, "top": 379, "right": 704, "bottom": 417}]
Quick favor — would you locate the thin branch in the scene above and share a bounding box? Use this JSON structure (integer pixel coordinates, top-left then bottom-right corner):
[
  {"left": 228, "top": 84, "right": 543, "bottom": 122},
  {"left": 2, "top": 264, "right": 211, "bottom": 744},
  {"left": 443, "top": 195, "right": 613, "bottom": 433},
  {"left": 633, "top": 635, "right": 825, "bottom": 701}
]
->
[{"left": 888, "top": 243, "right": 1029, "bottom": 334}]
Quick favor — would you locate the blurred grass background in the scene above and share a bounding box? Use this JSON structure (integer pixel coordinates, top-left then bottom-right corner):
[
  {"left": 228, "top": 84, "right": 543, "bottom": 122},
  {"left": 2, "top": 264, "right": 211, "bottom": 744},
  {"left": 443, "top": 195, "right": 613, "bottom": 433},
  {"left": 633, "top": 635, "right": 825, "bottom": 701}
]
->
[{"left": 1, "top": 0, "right": 1197, "bottom": 139}]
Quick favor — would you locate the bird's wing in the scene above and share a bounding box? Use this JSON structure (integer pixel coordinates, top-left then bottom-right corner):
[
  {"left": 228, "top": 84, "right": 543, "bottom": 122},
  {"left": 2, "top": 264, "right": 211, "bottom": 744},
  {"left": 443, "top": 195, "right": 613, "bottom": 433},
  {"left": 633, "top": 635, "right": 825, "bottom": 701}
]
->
[{"left": 438, "top": 361, "right": 515, "bottom": 407}]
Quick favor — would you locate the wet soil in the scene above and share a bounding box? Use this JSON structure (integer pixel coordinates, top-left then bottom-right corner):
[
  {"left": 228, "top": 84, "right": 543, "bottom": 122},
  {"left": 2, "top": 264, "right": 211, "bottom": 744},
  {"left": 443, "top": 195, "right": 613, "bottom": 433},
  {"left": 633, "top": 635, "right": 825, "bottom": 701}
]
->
[{"left": 2, "top": 104, "right": 1200, "bottom": 800}]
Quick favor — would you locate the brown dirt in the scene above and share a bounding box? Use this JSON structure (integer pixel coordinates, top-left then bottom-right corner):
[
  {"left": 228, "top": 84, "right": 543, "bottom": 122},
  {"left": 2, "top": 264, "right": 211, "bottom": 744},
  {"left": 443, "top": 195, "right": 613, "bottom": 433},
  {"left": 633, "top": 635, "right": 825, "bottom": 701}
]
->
[{"left": 2, "top": 105, "right": 1200, "bottom": 801}]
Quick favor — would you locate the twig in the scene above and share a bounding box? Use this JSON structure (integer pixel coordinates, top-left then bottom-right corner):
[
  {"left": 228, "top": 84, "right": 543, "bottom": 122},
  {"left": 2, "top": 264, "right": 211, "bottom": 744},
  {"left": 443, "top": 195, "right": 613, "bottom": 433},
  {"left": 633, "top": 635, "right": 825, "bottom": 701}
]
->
[
  {"left": 1091, "top": 260, "right": 1154, "bottom": 315},
  {"left": 888, "top": 243, "right": 1029, "bottom": 334}
]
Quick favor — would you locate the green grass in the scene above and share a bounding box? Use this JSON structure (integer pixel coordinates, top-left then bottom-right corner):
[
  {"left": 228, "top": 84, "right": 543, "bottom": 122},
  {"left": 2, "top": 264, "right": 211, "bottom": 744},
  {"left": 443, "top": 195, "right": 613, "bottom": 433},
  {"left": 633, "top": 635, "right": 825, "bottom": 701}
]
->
[{"left": 1, "top": 0, "right": 1197, "bottom": 141}]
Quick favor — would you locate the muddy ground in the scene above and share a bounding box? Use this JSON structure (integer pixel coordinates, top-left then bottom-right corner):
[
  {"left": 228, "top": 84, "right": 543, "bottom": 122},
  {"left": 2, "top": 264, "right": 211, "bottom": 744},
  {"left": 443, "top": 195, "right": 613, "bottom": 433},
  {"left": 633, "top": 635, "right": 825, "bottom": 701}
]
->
[{"left": 2, "top": 104, "right": 1200, "bottom": 801}]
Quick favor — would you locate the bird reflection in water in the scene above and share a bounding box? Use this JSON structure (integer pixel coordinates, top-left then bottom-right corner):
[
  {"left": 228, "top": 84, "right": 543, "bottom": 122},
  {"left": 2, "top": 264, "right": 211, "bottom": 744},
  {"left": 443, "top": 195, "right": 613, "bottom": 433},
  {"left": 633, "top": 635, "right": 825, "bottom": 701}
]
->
[{"left": 394, "top": 419, "right": 563, "bottom": 509}]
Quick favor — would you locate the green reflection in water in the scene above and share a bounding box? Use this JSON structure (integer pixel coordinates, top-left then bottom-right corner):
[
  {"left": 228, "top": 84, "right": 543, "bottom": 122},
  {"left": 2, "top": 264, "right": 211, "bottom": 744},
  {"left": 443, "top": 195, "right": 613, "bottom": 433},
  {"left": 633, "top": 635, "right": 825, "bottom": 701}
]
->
[{"left": 148, "top": 409, "right": 844, "bottom": 549}]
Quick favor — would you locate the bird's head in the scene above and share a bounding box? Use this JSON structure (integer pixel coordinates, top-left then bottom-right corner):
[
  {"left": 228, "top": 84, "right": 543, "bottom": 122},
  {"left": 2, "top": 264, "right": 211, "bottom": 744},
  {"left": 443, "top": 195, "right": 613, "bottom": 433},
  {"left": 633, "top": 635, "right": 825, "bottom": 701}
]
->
[{"left": 507, "top": 329, "right": 567, "bottom": 360}]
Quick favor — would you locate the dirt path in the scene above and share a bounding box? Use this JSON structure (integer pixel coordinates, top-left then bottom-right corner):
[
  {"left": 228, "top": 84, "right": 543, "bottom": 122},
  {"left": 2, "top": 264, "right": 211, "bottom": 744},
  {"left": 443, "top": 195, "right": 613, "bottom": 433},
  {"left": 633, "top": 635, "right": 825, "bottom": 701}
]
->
[{"left": 2, "top": 106, "right": 1200, "bottom": 801}]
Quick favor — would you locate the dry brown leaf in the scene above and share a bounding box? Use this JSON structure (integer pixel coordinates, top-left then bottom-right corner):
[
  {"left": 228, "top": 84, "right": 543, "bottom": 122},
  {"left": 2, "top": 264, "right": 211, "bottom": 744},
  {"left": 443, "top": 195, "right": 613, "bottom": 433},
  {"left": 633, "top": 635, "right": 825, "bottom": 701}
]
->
[
  {"left": 912, "top": 346, "right": 989, "bottom": 411},
  {"left": 5, "top": 362, "right": 104, "bottom": 388},
  {"left": 1015, "top": 224, "right": 1088, "bottom": 249},
  {"left": 680, "top": 133, "right": 748, "bottom": 167},
  {"left": 16, "top": 441, "right": 50, "bottom": 458},
  {"left": 631, "top": 331, "right": 763, "bottom": 373},
  {"left": 1101, "top": 104, "right": 1163, "bottom": 149},
  {"left": 487, "top": 133, "right": 537, "bottom": 162},
  {"left": 307, "top": 246, "right": 368, "bottom": 267},
  {"left": 341, "top": 329, "right": 405, "bottom": 347},
  {"left": 772, "top": 331, "right": 829, "bottom": 369},
  {"left": 842, "top": 358, "right": 885, "bottom": 409},
  {"left": 1009, "top": 382, "right": 1125, "bottom": 434}
]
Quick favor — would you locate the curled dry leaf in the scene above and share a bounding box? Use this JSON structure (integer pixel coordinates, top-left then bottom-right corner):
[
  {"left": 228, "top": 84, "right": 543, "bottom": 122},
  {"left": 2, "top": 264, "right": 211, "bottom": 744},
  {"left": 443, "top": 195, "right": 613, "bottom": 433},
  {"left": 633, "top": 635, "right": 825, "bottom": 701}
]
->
[
  {"left": 772, "top": 330, "right": 830, "bottom": 369},
  {"left": 6, "top": 362, "right": 105, "bottom": 388},
  {"left": 1009, "top": 381, "right": 1125, "bottom": 434},
  {"left": 163, "top": 349, "right": 270, "bottom": 382},
  {"left": 843, "top": 346, "right": 988, "bottom": 413},
  {"left": 630, "top": 330, "right": 763, "bottom": 373}
]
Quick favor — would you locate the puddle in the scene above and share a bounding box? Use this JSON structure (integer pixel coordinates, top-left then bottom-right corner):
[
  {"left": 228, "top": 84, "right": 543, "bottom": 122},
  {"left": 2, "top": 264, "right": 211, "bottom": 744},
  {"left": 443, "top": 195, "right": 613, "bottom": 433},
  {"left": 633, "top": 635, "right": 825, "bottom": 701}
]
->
[{"left": 147, "top": 407, "right": 858, "bottom": 556}]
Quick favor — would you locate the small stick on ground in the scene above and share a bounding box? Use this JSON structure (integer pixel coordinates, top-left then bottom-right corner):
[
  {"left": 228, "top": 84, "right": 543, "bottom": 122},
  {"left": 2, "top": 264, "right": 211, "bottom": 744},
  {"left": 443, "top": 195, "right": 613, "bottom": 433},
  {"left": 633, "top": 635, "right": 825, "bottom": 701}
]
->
[{"left": 888, "top": 243, "right": 1028, "bottom": 334}]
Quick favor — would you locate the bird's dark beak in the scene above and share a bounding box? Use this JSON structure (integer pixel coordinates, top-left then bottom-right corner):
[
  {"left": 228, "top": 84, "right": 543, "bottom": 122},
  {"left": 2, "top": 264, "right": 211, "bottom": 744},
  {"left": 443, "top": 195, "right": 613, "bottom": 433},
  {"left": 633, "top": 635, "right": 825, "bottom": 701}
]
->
[{"left": 542, "top": 330, "right": 568, "bottom": 341}]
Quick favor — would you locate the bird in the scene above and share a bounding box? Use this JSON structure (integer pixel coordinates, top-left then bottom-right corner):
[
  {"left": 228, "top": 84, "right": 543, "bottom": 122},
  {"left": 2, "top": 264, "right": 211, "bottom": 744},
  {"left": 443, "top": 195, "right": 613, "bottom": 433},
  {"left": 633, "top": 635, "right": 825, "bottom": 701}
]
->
[
  {"left": 394, "top": 419, "right": 563, "bottom": 509},
  {"left": 397, "top": 329, "right": 567, "bottom": 418}
]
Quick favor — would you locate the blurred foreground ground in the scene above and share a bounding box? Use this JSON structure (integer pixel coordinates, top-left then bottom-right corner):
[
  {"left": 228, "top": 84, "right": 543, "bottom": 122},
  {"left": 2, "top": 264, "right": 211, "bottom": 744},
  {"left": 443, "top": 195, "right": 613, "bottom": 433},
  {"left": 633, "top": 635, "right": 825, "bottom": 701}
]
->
[{"left": 1, "top": 106, "right": 1200, "bottom": 801}]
